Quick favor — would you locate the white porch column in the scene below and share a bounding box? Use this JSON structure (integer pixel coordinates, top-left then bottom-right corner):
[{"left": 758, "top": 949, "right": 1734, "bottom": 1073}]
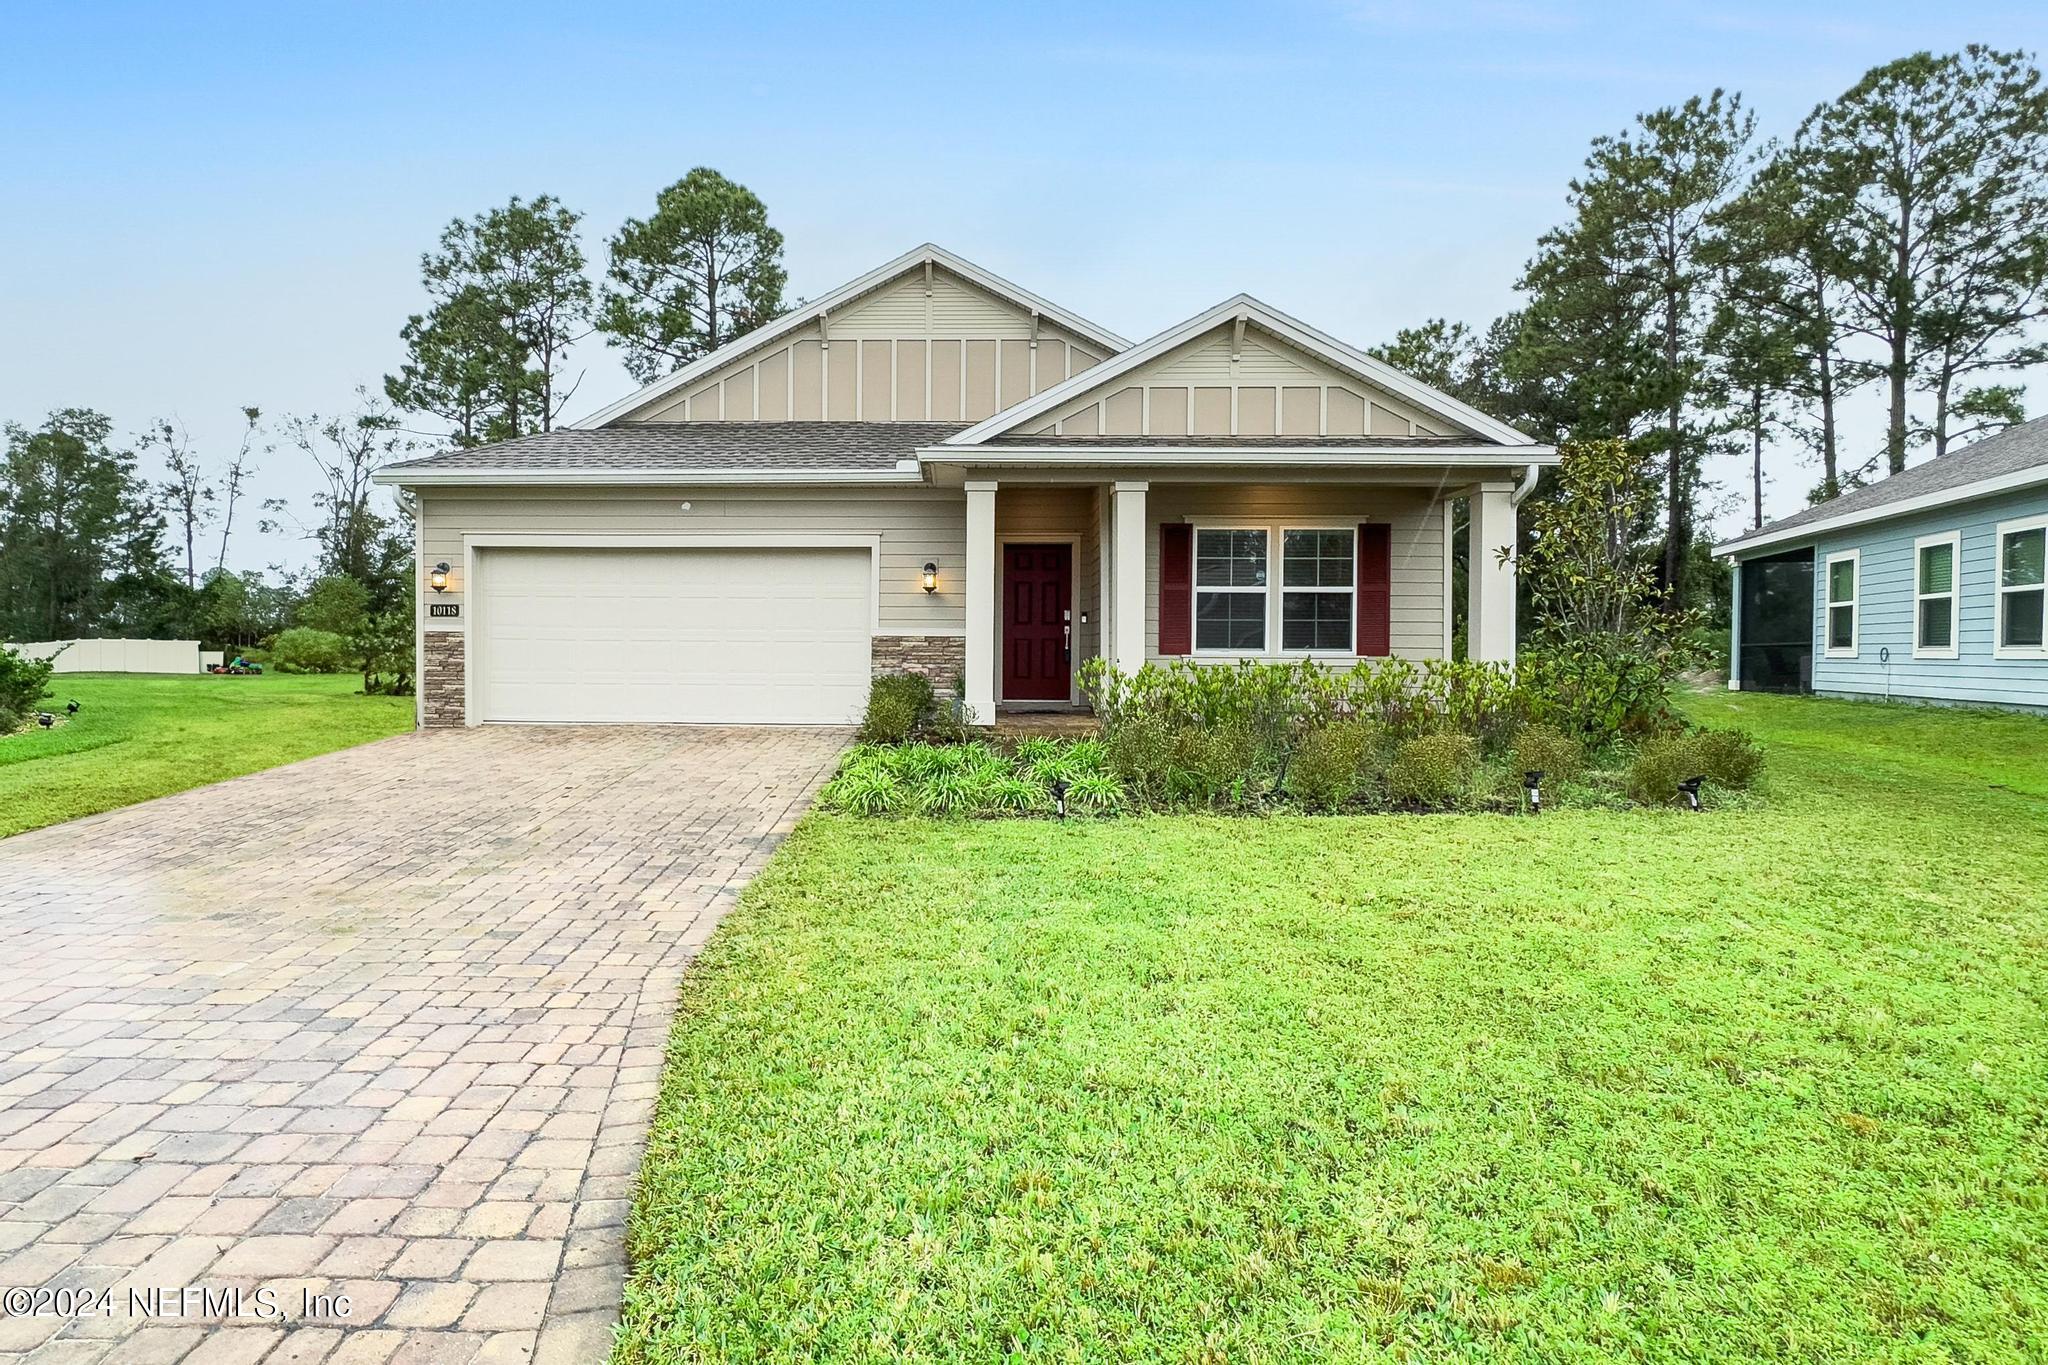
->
[
  {"left": 1096, "top": 484, "right": 1114, "bottom": 661},
  {"left": 964, "top": 480, "right": 998, "bottom": 724},
  {"left": 1112, "top": 481, "right": 1149, "bottom": 675},
  {"left": 1467, "top": 481, "right": 1517, "bottom": 663}
]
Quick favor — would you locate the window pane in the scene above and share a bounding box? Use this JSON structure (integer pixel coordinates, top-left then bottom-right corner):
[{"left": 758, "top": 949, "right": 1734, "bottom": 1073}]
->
[
  {"left": 1829, "top": 603, "right": 1854, "bottom": 650},
  {"left": 1829, "top": 558, "right": 1855, "bottom": 603},
  {"left": 1918, "top": 596, "right": 1952, "bottom": 650},
  {"left": 2004, "top": 588, "right": 2045, "bottom": 649},
  {"left": 1196, "top": 529, "right": 1267, "bottom": 587},
  {"left": 1283, "top": 529, "right": 1354, "bottom": 587},
  {"left": 2003, "top": 528, "right": 2046, "bottom": 588},
  {"left": 1195, "top": 592, "right": 1266, "bottom": 651},
  {"left": 1283, "top": 591, "right": 1354, "bottom": 651},
  {"left": 1918, "top": 542, "right": 1953, "bottom": 595}
]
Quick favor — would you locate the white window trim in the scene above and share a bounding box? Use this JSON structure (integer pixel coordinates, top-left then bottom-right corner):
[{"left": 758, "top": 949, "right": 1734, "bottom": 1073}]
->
[
  {"left": 1186, "top": 520, "right": 1364, "bottom": 660},
  {"left": 1191, "top": 526, "right": 1271, "bottom": 656},
  {"left": 1279, "top": 525, "right": 1358, "bottom": 655},
  {"left": 1912, "top": 530, "right": 1961, "bottom": 661},
  {"left": 1994, "top": 515, "right": 2048, "bottom": 660},
  {"left": 1823, "top": 548, "right": 1859, "bottom": 659}
]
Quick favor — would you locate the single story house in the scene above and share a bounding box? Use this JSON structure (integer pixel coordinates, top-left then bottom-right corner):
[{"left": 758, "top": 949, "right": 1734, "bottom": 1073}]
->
[
  {"left": 1715, "top": 416, "right": 2048, "bottom": 712},
  {"left": 372, "top": 245, "right": 1557, "bottom": 727}
]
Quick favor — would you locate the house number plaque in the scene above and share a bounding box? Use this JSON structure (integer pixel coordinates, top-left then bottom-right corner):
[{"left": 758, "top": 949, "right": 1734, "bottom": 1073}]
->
[{"left": 429, "top": 603, "right": 460, "bottom": 618}]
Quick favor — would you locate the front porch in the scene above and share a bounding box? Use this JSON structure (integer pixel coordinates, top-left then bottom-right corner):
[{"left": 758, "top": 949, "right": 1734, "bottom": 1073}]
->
[{"left": 953, "top": 474, "right": 1523, "bottom": 725}]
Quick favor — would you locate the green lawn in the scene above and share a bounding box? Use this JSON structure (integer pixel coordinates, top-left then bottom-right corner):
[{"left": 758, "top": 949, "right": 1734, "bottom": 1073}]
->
[
  {"left": 0, "top": 672, "right": 412, "bottom": 838},
  {"left": 621, "top": 690, "right": 2048, "bottom": 1363}
]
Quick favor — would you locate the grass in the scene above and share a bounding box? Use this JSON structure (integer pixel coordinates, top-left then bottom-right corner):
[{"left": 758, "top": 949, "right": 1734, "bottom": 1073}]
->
[
  {"left": 0, "top": 672, "right": 412, "bottom": 838},
  {"left": 620, "top": 690, "right": 2048, "bottom": 1363}
]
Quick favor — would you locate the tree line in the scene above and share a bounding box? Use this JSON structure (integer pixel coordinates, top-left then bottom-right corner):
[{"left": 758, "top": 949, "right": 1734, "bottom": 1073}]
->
[
  {"left": 0, "top": 395, "right": 419, "bottom": 691},
  {"left": 1365, "top": 45, "right": 2048, "bottom": 612}
]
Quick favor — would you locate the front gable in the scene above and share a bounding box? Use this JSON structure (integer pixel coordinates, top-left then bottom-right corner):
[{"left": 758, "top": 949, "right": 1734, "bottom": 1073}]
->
[
  {"left": 1020, "top": 327, "right": 1461, "bottom": 439},
  {"left": 572, "top": 245, "right": 1125, "bottom": 428},
  {"left": 944, "top": 296, "right": 1537, "bottom": 449}
]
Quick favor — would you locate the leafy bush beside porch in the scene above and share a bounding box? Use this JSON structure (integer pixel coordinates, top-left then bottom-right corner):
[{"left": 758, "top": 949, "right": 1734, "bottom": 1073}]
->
[{"left": 822, "top": 658, "right": 1764, "bottom": 818}]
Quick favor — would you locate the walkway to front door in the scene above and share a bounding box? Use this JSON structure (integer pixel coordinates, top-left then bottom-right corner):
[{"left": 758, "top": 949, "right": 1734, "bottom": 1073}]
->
[{"left": 1002, "top": 543, "right": 1073, "bottom": 702}]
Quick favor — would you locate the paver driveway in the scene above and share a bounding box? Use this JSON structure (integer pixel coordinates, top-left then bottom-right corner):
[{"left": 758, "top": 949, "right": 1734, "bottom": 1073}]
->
[{"left": 0, "top": 725, "right": 847, "bottom": 1364}]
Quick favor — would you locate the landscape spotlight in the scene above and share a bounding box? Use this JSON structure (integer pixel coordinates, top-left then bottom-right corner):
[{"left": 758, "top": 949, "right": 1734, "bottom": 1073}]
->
[
  {"left": 1677, "top": 776, "right": 1704, "bottom": 812},
  {"left": 1050, "top": 776, "right": 1070, "bottom": 821},
  {"left": 1523, "top": 769, "right": 1544, "bottom": 814},
  {"left": 36, "top": 712, "right": 54, "bottom": 729},
  {"left": 65, "top": 700, "right": 79, "bottom": 715},
  {"left": 429, "top": 562, "right": 450, "bottom": 593}
]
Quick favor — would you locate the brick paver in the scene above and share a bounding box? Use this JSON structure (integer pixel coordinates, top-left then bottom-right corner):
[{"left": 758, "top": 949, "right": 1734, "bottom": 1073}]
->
[{"left": 0, "top": 725, "right": 847, "bottom": 1364}]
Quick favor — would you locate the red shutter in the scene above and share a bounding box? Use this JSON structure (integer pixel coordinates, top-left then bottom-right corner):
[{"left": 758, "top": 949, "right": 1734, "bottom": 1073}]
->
[
  {"left": 1159, "top": 523, "right": 1192, "bottom": 656},
  {"left": 1358, "top": 522, "right": 1391, "bottom": 656}
]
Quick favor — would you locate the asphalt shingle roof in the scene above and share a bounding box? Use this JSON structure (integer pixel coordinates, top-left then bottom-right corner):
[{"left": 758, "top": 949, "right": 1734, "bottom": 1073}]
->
[
  {"left": 1721, "top": 415, "right": 2048, "bottom": 551},
  {"left": 379, "top": 422, "right": 971, "bottom": 473},
  {"left": 377, "top": 422, "right": 1504, "bottom": 478}
]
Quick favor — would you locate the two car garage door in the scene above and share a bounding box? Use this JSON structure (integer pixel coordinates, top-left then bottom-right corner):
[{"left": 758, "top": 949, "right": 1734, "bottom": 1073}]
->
[{"left": 470, "top": 546, "right": 873, "bottom": 725}]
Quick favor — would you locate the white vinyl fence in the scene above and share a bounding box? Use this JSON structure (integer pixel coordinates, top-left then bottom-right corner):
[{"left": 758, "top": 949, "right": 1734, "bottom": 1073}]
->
[{"left": 11, "top": 639, "right": 204, "bottom": 674}]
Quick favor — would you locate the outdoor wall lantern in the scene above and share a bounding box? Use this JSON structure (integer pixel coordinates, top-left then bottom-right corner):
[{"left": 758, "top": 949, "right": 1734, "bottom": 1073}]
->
[
  {"left": 429, "top": 562, "right": 450, "bottom": 593},
  {"left": 1677, "top": 776, "right": 1704, "bottom": 812},
  {"left": 922, "top": 562, "right": 939, "bottom": 594},
  {"left": 1523, "top": 769, "right": 1544, "bottom": 815}
]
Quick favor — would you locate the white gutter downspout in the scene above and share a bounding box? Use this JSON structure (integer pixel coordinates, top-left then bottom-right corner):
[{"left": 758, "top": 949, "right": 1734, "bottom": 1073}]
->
[{"left": 1510, "top": 463, "right": 1542, "bottom": 507}]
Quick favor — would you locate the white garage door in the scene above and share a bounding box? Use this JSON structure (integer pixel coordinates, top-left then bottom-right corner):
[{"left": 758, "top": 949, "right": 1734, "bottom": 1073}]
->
[{"left": 472, "top": 546, "right": 872, "bottom": 724}]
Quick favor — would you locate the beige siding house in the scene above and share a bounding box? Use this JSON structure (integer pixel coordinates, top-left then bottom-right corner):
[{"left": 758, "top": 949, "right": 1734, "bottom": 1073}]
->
[{"left": 374, "top": 244, "right": 1556, "bottom": 727}]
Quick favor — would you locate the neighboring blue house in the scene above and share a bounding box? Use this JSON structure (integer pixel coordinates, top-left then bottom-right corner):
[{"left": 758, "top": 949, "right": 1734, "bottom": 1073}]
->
[{"left": 1716, "top": 416, "right": 2048, "bottom": 712}]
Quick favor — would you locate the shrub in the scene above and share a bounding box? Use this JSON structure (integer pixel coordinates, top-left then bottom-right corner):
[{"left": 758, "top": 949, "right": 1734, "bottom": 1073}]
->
[
  {"left": 297, "top": 574, "right": 372, "bottom": 636},
  {"left": 269, "top": 627, "right": 351, "bottom": 674},
  {"left": 861, "top": 672, "right": 936, "bottom": 743},
  {"left": 1512, "top": 724, "right": 1586, "bottom": 784},
  {"left": 1101, "top": 713, "right": 1178, "bottom": 803},
  {"left": 1625, "top": 734, "right": 1703, "bottom": 808},
  {"left": 1286, "top": 720, "right": 1385, "bottom": 810},
  {"left": 1065, "top": 770, "right": 1127, "bottom": 813},
  {"left": 1691, "top": 728, "right": 1764, "bottom": 790},
  {"left": 818, "top": 740, "right": 1123, "bottom": 819},
  {"left": 0, "top": 644, "right": 58, "bottom": 730},
  {"left": 818, "top": 756, "right": 904, "bottom": 816},
  {"left": 1388, "top": 733, "right": 1479, "bottom": 808},
  {"left": 1168, "top": 720, "right": 1263, "bottom": 807}
]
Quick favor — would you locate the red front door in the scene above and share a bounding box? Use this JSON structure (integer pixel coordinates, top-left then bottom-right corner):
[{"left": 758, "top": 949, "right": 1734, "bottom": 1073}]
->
[{"left": 1003, "top": 543, "right": 1072, "bottom": 701}]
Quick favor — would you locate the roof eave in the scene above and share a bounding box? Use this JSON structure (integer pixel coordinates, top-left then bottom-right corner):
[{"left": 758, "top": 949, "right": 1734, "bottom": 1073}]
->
[
  {"left": 372, "top": 466, "right": 926, "bottom": 488},
  {"left": 917, "top": 443, "right": 1558, "bottom": 467},
  {"left": 1715, "top": 463, "right": 2048, "bottom": 557}
]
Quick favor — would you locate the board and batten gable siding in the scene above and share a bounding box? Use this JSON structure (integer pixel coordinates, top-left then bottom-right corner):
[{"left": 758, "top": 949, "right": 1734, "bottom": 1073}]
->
[
  {"left": 1144, "top": 487, "right": 1447, "bottom": 662},
  {"left": 1806, "top": 484, "right": 2048, "bottom": 709},
  {"left": 1023, "top": 329, "right": 1463, "bottom": 440},
  {"left": 416, "top": 486, "right": 968, "bottom": 636},
  {"left": 615, "top": 268, "right": 1103, "bottom": 424}
]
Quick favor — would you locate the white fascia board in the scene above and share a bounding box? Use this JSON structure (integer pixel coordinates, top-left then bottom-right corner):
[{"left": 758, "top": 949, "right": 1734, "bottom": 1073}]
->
[
  {"left": 564, "top": 243, "right": 1130, "bottom": 430},
  {"left": 1714, "top": 464, "right": 2048, "bottom": 557},
  {"left": 942, "top": 293, "right": 1540, "bottom": 449},
  {"left": 917, "top": 444, "right": 1557, "bottom": 467},
  {"left": 371, "top": 467, "right": 925, "bottom": 488}
]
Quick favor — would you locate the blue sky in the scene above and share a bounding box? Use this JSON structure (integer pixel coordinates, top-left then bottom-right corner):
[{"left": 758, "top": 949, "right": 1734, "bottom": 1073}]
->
[{"left": 3, "top": 1, "right": 2043, "bottom": 570}]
